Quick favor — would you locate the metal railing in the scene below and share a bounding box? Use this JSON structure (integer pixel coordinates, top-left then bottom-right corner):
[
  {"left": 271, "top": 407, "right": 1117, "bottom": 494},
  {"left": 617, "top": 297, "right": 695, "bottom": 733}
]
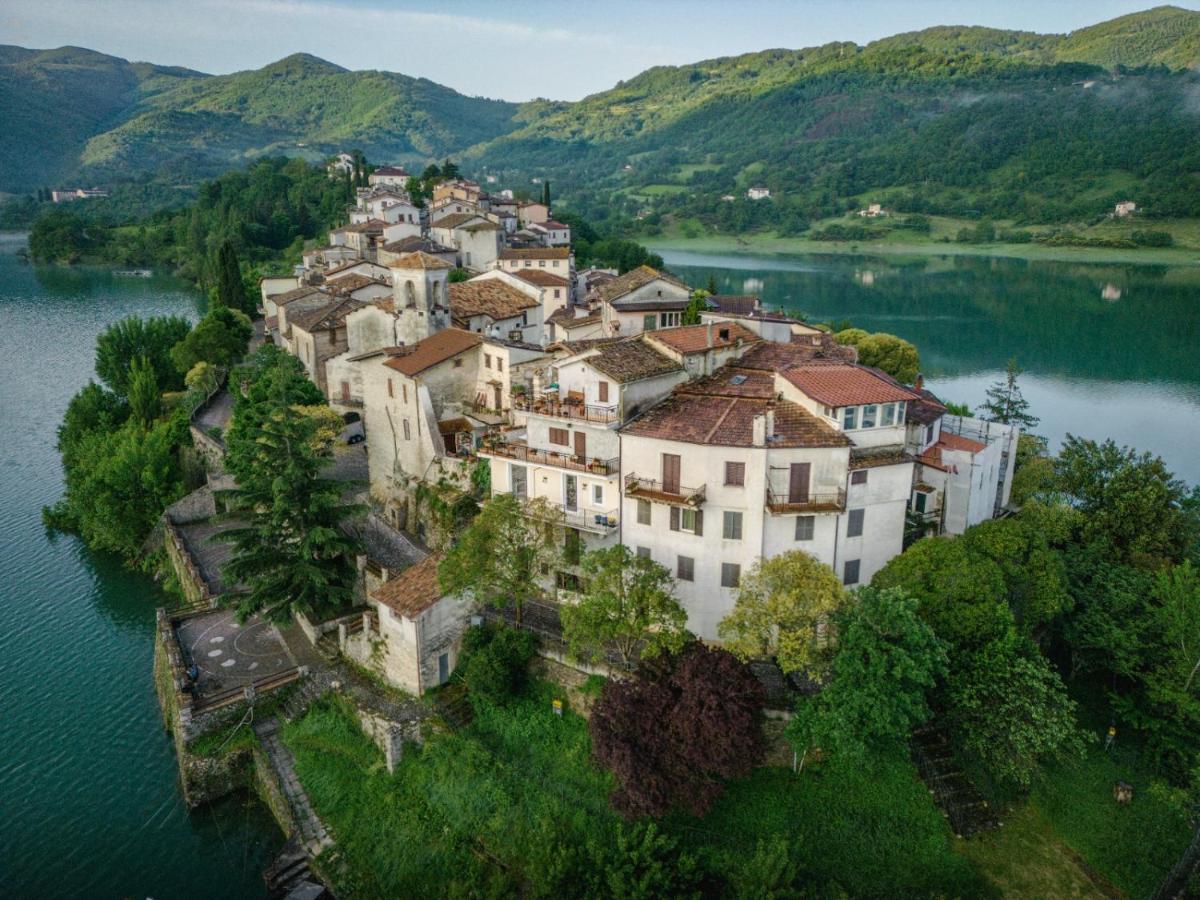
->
[
  {"left": 480, "top": 440, "right": 619, "bottom": 475},
  {"left": 513, "top": 393, "right": 619, "bottom": 424},
  {"left": 495, "top": 489, "right": 619, "bottom": 535},
  {"left": 764, "top": 486, "right": 846, "bottom": 513},
  {"left": 624, "top": 474, "right": 707, "bottom": 506}
]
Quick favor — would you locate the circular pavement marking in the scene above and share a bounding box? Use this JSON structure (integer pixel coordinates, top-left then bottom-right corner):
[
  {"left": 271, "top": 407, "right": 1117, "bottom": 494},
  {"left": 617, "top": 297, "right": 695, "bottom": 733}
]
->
[
  {"left": 207, "top": 649, "right": 223, "bottom": 658},
  {"left": 209, "top": 636, "right": 225, "bottom": 643}
]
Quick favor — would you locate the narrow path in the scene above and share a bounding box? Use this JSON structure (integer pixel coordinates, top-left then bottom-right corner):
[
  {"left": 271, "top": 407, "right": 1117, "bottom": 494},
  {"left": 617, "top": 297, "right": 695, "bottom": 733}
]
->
[{"left": 254, "top": 717, "right": 333, "bottom": 857}]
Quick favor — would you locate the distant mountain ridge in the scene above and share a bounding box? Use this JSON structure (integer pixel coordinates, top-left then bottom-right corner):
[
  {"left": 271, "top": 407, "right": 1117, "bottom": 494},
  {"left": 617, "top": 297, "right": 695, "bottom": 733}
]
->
[{"left": 2, "top": 5, "right": 1199, "bottom": 199}]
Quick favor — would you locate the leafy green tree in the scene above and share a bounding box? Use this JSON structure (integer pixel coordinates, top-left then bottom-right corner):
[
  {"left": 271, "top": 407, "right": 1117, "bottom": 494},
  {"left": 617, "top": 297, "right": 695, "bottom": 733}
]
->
[
  {"left": 1056, "top": 435, "right": 1196, "bottom": 565},
  {"left": 440, "top": 159, "right": 460, "bottom": 180},
  {"left": 583, "top": 821, "right": 701, "bottom": 900},
  {"left": 789, "top": 587, "right": 948, "bottom": 762},
  {"left": 1060, "top": 545, "right": 1154, "bottom": 680},
  {"left": 126, "top": 355, "right": 161, "bottom": 427},
  {"left": 438, "top": 493, "right": 562, "bottom": 625},
  {"left": 184, "top": 361, "right": 221, "bottom": 396},
  {"left": 218, "top": 399, "right": 357, "bottom": 623},
  {"left": 978, "top": 357, "right": 1039, "bottom": 429},
  {"left": 947, "top": 634, "right": 1085, "bottom": 792},
  {"left": 95, "top": 315, "right": 191, "bottom": 396},
  {"left": 872, "top": 535, "right": 1014, "bottom": 654},
  {"left": 170, "top": 306, "right": 253, "bottom": 373},
  {"left": 834, "top": 329, "right": 921, "bottom": 383},
  {"left": 560, "top": 545, "right": 689, "bottom": 667},
  {"left": 681, "top": 289, "right": 709, "bottom": 325},
  {"left": 447, "top": 267, "right": 470, "bottom": 283},
  {"left": 56, "top": 382, "right": 128, "bottom": 470},
  {"left": 214, "top": 239, "right": 251, "bottom": 313},
  {"left": 459, "top": 624, "right": 538, "bottom": 705},
  {"left": 719, "top": 551, "right": 847, "bottom": 679}
]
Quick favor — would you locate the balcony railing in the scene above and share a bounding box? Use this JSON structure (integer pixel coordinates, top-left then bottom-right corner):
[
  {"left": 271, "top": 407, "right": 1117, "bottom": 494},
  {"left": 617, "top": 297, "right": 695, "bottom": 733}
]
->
[
  {"left": 624, "top": 474, "right": 706, "bottom": 507},
  {"left": 764, "top": 486, "right": 846, "bottom": 514},
  {"left": 480, "top": 439, "right": 619, "bottom": 476},
  {"left": 498, "top": 490, "right": 619, "bottom": 535},
  {"left": 513, "top": 393, "right": 619, "bottom": 424}
]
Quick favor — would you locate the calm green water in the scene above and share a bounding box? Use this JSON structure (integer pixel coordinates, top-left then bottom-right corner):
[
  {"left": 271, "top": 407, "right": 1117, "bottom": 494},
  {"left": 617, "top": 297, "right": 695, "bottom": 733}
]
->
[
  {"left": 657, "top": 249, "right": 1200, "bottom": 486},
  {"left": 0, "top": 236, "right": 282, "bottom": 897}
]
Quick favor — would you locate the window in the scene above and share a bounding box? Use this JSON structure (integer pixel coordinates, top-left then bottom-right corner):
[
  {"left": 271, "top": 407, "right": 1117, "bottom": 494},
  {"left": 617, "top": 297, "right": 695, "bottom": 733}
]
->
[
  {"left": 402, "top": 419, "right": 411, "bottom": 440},
  {"left": 497, "top": 358, "right": 503, "bottom": 372},
  {"left": 661, "top": 312, "right": 681, "bottom": 327},
  {"left": 882, "top": 403, "right": 896, "bottom": 426},
  {"left": 402, "top": 384, "right": 407, "bottom": 403},
  {"left": 484, "top": 353, "right": 492, "bottom": 369},
  {"left": 549, "top": 427, "right": 569, "bottom": 446},
  {"left": 643, "top": 314, "right": 657, "bottom": 332},
  {"left": 847, "top": 508, "right": 865, "bottom": 538},
  {"left": 897, "top": 403, "right": 906, "bottom": 424},
  {"left": 539, "top": 259, "right": 546, "bottom": 267},
  {"left": 637, "top": 499, "right": 651, "bottom": 525},
  {"left": 841, "top": 407, "right": 857, "bottom": 430},
  {"left": 524, "top": 259, "right": 532, "bottom": 267},
  {"left": 851, "top": 470, "right": 868, "bottom": 485},
  {"left": 592, "top": 484, "right": 603, "bottom": 504},
  {"left": 556, "top": 570, "right": 583, "bottom": 592},
  {"left": 861, "top": 404, "right": 878, "bottom": 428},
  {"left": 795, "top": 515, "right": 815, "bottom": 541},
  {"left": 670, "top": 507, "right": 703, "bottom": 535},
  {"left": 553, "top": 289, "right": 561, "bottom": 299},
  {"left": 724, "top": 461, "right": 745, "bottom": 486},
  {"left": 677, "top": 555, "right": 695, "bottom": 581},
  {"left": 511, "top": 465, "right": 527, "bottom": 499},
  {"left": 598, "top": 381, "right": 609, "bottom": 403},
  {"left": 636, "top": 546, "right": 651, "bottom": 559},
  {"left": 453, "top": 358, "right": 463, "bottom": 368},
  {"left": 721, "top": 563, "right": 741, "bottom": 588},
  {"left": 387, "top": 378, "right": 393, "bottom": 398},
  {"left": 925, "top": 424, "right": 935, "bottom": 445},
  {"left": 843, "top": 559, "right": 861, "bottom": 586},
  {"left": 723, "top": 511, "right": 743, "bottom": 540}
]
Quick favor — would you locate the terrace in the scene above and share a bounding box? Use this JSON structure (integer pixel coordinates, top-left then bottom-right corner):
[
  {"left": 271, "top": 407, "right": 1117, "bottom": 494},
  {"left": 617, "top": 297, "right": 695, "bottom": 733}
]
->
[
  {"left": 764, "top": 486, "right": 847, "bottom": 514},
  {"left": 623, "top": 473, "right": 707, "bottom": 507},
  {"left": 513, "top": 391, "right": 620, "bottom": 425},
  {"left": 480, "top": 434, "right": 619, "bottom": 476}
]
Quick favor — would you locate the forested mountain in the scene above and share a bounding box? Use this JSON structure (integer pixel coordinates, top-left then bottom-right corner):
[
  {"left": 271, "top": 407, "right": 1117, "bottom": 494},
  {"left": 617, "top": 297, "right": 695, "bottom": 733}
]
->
[
  {"left": 3, "top": 6, "right": 1200, "bottom": 229},
  {"left": 0, "top": 48, "right": 520, "bottom": 193}
]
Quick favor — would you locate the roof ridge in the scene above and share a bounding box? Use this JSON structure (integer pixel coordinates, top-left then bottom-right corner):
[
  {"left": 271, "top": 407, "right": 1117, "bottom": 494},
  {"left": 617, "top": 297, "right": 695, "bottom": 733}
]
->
[{"left": 704, "top": 397, "right": 741, "bottom": 443}]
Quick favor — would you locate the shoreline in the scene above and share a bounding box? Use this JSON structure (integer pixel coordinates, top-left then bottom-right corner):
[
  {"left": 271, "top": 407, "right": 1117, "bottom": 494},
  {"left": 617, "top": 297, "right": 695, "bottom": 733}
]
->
[{"left": 645, "top": 234, "right": 1200, "bottom": 267}]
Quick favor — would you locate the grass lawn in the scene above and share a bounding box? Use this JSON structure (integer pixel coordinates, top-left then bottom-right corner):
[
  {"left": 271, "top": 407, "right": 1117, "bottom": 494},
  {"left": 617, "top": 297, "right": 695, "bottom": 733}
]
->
[{"left": 284, "top": 686, "right": 989, "bottom": 896}]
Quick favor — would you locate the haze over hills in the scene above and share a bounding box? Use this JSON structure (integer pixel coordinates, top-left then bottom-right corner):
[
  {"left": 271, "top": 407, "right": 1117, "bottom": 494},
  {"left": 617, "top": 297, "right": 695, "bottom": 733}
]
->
[{"left": 3, "top": 5, "right": 1200, "bottom": 225}]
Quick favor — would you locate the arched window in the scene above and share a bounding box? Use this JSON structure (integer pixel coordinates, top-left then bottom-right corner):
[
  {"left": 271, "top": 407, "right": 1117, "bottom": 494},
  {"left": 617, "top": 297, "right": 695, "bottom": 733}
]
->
[{"left": 405, "top": 280, "right": 417, "bottom": 308}]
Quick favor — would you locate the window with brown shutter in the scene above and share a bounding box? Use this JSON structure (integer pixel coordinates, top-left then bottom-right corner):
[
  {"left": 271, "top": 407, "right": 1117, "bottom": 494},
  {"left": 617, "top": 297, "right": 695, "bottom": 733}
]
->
[
  {"left": 549, "top": 427, "right": 569, "bottom": 446},
  {"left": 662, "top": 453, "right": 681, "bottom": 494},
  {"left": 598, "top": 381, "right": 609, "bottom": 403},
  {"left": 387, "top": 378, "right": 393, "bottom": 398},
  {"left": 725, "top": 462, "right": 745, "bottom": 486}
]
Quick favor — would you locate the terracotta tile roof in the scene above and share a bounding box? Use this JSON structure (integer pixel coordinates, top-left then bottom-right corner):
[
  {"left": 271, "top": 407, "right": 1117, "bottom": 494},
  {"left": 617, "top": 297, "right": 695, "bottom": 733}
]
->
[
  {"left": 288, "top": 297, "right": 365, "bottom": 333},
  {"left": 938, "top": 432, "right": 987, "bottom": 454},
  {"left": 550, "top": 337, "right": 624, "bottom": 355},
  {"left": 681, "top": 366, "right": 776, "bottom": 399},
  {"left": 587, "top": 339, "right": 682, "bottom": 384},
  {"left": 499, "top": 247, "right": 571, "bottom": 260},
  {"left": 512, "top": 269, "right": 569, "bottom": 288},
  {"left": 647, "top": 322, "right": 760, "bottom": 355},
  {"left": 547, "top": 306, "right": 599, "bottom": 326},
  {"left": 622, "top": 393, "right": 850, "bottom": 449},
  {"left": 462, "top": 221, "right": 501, "bottom": 232},
  {"left": 595, "top": 265, "right": 690, "bottom": 306},
  {"left": 735, "top": 338, "right": 855, "bottom": 370},
  {"left": 532, "top": 219, "right": 569, "bottom": 230},
  {"left": 708, "top": 294, "right": 761, "bottom": 316},
  {"left": 450, "top": 280, "right": 538, "bottom": 322},
  {"left": 342, "top": 219, "right": 387, "bottom": 233},
  {"left": 849, "top": 445, "right": 912, "bottom": 470},
  {"left": 908, "top": 389, "right": 947, "bottom": 426},
  {"left": 273, "top": 286, "right": 328, "bottom": 306},
  {"left": 327, "top": 273, "right": 388, "bottom": 294},
  {"left": 383, "top": 328, "right": 482, "bottom": 376},
  {"left": 431, "top": 212, "right": 484, "bottom": 230},
  {"left": 782, "top": 365, "right": 919, "bottom": 408},
  {"left": 388, "top": 251, "right": 453, "bottom": 271},
  {"left": 371, "top": 554, "right": 445, "bottom": 618},
  {"left": 372, "top": 166, "right": 410, "bottom": 177},
  {"left": 381, "top": 236, "right": 454, "bottom": 255}
]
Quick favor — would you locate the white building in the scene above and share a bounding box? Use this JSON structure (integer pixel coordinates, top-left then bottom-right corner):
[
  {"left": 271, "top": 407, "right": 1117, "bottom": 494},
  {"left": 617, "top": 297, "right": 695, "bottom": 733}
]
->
[
  {"left": 528, "top": 220, "right": 571, "bottom": 247},
  {"left": 430, "top": 214, "right": 503, "bottom": 271},
  {"left": 369, "top": 166, "right": 411, "bottom": 188},
  {"left": 449, "top": 278, "right": 543, "bottom": 345},
  {"left": 1114, "top": 200, "right": 1138, "bottom": 218},
  {"left": 594, "top": 266, "right": 692, "bottom": 337},
  {"left": 747, "top": 186, "right": 771, "bottom": 200}
]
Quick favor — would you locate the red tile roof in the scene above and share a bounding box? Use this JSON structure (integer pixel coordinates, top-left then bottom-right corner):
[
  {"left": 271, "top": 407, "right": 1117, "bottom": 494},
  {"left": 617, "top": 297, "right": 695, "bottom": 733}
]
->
[
  {"left": 383, "top": 328, "right": 482, "bottom": 376},
  {"left": 371, "top": 554, "right": 445, "bottom": 618},
  {"left": 512, "top": 269, "right": 569, "bottom": 287},
  {"left": 450, "top": 280, "right": 538, "bottom": 323},
  {"left": 621, "top": 394, "right": 850, "bottom": 449},
  {"left": 781, "top": 365, "right": 919, "bottom": 407},
  {"left": 388, "top": 250, "right": 453, "bottom": 271},
  {"left": 728, "top": 335, "right": 855, "bottom": 370},
  {"left": 594, "top": 265, "right": 690, "bottom": 305},
  {"left": 586, "top": 339, "right": 682, "bottom": 384},
  {"left": 938, "top": 432, "right": 987, "bottom": 454},
  {"left": 499, "top": 247, "right": 570, "bottom": 260},
  {"left": 646, "top": 322, "right": 759, "bottom": 355}
]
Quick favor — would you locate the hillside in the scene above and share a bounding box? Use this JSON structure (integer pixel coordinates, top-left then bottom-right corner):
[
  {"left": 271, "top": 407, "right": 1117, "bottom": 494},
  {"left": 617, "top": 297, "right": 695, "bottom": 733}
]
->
[
  {"left": 469, "top": 7, "right": 1200, "bottom": 227},
  {"left": 0, "top": 49, "right": 521, "bottom": 193}
]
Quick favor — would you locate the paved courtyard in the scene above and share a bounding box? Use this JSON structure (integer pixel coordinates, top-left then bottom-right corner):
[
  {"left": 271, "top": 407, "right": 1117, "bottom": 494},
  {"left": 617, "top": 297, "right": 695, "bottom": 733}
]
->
[
  {"left": 176, "top": 608, "right": 296, "bottom": 696},
  {"left": 176, "top": 519, "right": 243, "bottom": 595}
]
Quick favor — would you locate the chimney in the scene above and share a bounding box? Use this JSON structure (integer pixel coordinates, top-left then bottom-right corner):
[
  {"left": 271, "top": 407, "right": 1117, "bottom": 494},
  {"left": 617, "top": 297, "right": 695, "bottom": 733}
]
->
[
  {"left": 765, "top": 406, "right": 775, "bottom": 439},
  {"left": 752, "top": 413, "right": 766, "bottom": 447},
  {"left": 915, "top": 373, "right": 924, "bottom": 392},
  {"left": 706, "top": 322, "right": 714, "bottom": 348}
]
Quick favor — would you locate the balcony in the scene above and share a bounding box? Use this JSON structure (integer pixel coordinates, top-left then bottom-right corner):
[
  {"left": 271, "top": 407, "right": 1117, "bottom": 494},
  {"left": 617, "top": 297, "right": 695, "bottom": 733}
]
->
[
  {"left": 500, "top": 491, "right": 619, "bottom": 535},
  {"left": 513, "top": 392, "right": 619, "bottom": 425},
  {"left": 764, "top": 486, "right": 846, "bottom": 514},
  {"left": 480, "top": 438, "right": 619, "bottom": 476},
  {"left": 624, "top": 474, "right": 706, "bottom": 507}
]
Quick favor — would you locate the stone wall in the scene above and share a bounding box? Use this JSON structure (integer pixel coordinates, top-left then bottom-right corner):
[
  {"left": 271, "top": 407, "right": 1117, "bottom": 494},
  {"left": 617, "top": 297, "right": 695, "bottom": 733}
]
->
[
  {"left": 189, "top": 426, "right": 227, "bottom": 475},
  {"left": 357, "top": 708, "right": 423, "bottom": 774},
  {"left": 162, "top": 521, "right": 217, "bottom": 608}
]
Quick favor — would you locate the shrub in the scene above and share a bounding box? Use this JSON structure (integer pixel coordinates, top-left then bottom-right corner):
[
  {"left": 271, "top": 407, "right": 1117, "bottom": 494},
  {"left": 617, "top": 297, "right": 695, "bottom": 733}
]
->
[{"left": 461, "top": 624, "right": 538, "bottom": 705}]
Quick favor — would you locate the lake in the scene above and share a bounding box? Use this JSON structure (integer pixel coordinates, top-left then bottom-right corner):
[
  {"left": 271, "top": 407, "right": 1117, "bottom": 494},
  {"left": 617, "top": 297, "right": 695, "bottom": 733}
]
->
[
  {"left": 655, "top": 248, "right": 1200, "bottom": 486},
  {"left": 0, "top": 236, "right": 281, "bottom": 897}
]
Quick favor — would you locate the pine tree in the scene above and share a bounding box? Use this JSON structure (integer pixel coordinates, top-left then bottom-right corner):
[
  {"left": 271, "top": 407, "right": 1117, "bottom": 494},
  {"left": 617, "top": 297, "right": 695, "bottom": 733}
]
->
[
  {"left": 979, "top": 357, "right": 1039, "bottom": 429},
  {"left": 127, "top": 355, "right": 161, "bottom": 427},
  {"left": 214, "top": 240, "right": 249, "bottom": 314},
  {"left": 707, "top": 274, "right": 718, "bottom": 295},
  {"left": 542, "top": 180, "right": 551, "bottom": 209}
]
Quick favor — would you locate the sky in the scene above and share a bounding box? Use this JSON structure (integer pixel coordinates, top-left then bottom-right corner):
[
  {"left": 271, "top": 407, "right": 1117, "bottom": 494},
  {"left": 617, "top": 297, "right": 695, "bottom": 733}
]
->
[{"left": 3, "top": 0, "right": 1199, "bottom": 101}]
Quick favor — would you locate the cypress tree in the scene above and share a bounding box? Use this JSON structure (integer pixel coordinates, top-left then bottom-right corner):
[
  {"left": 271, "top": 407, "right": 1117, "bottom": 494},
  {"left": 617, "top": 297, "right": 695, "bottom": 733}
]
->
[
  {"left": 215, "top": 240, "right": 249, "bottom": 314},
  {"left": 542, "top": 180, "right": 551, "bottom": 209}
]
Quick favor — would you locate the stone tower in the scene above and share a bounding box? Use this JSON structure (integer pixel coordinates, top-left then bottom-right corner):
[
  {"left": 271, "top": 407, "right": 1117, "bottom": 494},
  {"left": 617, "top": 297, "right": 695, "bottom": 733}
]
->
[{"left": 388, "top": 251, "right": 452, "bottom": 346}]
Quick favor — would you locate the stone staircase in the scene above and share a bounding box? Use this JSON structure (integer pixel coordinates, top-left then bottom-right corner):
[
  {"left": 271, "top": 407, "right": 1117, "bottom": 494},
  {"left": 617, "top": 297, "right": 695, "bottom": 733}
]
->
[
  {"left": 434, "top": 682, "right": 474, "bottom": 730},
  {"left": 280, "top": 671, "right": 337, "bottom": 722},
  {"left": 254, "top": 717, "right": 333, "bottom": 857},
  {"left": 911, "top": 724, "right": 1000, "bottom": 838},
  {"left": 263, "top": 836, "right": 328, "bottom": 900}
]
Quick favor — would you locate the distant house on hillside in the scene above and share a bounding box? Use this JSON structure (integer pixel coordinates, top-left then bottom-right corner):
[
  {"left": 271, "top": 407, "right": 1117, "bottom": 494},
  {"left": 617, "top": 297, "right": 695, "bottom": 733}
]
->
[
  {"left": 52, "top": 188, "right": 108, "bottom": 203},
  {"left": 858, "top": 203, "right": 888, "bottom": 218},
  {"left": 1114, "top": 200, "right": 1138, "bottom": 218},
  {"left": 746, "top": 186, "right": 771, "bottom": 201},
  {"left": 369, "top": 166, "right": 411, "bottom": 188},
  {"left": 327, "top": 152, "right": 354, "bottom": 176}
]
